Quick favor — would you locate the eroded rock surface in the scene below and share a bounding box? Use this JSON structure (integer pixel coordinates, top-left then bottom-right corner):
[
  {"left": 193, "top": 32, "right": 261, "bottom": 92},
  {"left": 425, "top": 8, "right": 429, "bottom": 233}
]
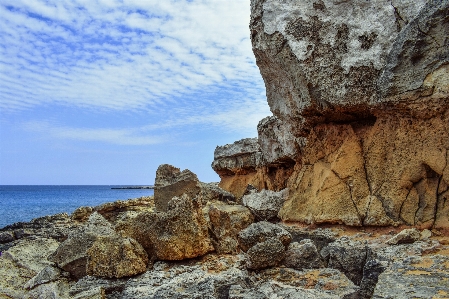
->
[{"left": 212, "top": 0, "right": 449, "bottom": 229}]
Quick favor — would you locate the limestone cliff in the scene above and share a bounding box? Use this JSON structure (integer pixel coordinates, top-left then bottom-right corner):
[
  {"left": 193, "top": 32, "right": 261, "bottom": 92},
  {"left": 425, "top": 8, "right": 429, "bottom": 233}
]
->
[{"left": 213, "top": 0, "right": 449, "bottom": 228}]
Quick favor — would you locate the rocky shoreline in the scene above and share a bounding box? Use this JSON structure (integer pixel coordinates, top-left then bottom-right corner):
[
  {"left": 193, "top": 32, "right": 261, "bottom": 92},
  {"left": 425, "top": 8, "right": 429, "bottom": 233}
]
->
[
  {"left": 1, "top": 0, "right": 448, "bottom": 298},
  {"left": 1, "top": 165, "right": 448, "bottom": 298}
]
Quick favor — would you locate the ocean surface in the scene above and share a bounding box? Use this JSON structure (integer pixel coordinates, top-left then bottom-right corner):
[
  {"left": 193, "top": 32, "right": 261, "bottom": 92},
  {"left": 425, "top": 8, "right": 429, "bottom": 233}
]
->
[{"left": 0, "top": 185, "right": 154, "bottom": 229}]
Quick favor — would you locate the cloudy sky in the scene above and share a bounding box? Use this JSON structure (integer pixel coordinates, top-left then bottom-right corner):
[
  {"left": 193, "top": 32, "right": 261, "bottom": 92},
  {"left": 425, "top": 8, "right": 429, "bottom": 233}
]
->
[{"left": 0, "top": 0, "right": 270, "bottom": 185}]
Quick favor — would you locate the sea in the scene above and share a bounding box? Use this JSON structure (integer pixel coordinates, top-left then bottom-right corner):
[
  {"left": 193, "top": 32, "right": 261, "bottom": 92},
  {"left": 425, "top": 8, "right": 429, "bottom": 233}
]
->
[{"left": 0, "top": 185, "right": 154, "bottom": 229}]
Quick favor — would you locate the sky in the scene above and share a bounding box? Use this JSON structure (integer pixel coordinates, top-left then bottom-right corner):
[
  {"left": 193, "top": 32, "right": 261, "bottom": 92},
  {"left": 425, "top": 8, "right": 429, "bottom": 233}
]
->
[{"left": 0, "top": 0, "right": 271, "bottom": 185}]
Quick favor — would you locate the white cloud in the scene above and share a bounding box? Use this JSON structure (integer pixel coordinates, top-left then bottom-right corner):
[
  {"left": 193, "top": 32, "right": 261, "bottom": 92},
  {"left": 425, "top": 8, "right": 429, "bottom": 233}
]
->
[
  {"left": 0, "top": 0, "right": 270, "bottom": 133},
  {"left": 23, "top": 121, "right": 168, "bottom": 145}
]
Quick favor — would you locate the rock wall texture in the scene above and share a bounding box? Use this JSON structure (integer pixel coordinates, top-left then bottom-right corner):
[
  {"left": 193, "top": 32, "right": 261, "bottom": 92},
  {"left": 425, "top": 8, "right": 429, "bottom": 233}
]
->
[{"left": 213, "top": 0, "right": 449, "bottom": 228}]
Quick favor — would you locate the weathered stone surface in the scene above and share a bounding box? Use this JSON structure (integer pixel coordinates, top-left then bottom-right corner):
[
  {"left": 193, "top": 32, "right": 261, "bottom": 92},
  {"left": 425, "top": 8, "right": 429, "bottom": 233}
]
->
[
  {"left": 254, "top": 267, "right": 359, "bottom": 299},
  {"left": 154, "top": 164, "right": 201, "bottom": 212},
  {"left": 386, "top": 228, "right": 421, "bottom": 245},
  {"left": 257, "top": 115, "right": 301, "bottom": 165},
  {"left": 72, "top": 197, "right": 154, "bottom": 224},
  {"left": 207, "top": 202, "right": 254, "bottom": 254},
  {"left": 2, "top": 238, "right": 59, "bottom": 273},
  {"left": 246, "top": 237, "right": 285, "bottom": 270},
  {"left": 321, "top": 238, "right": 370, "bottom": 286},
  {"left": 238, "top": 221, "right": 291, "bottom": 252},
  {"left": 242, "top": 188, "right": 286, "bottom": 221},
  {"left": 86, "top": 235, "right": 149, "bottom": 278},
  {"left": 212, "top": 136, "right": 296, "bottom": 199},
  {"left": 117, "top": 194, "right": 213, "bottom": 260},
  {"left": 49, "top": 212, "right": 116, "bottom": 278},
  {"left": 0, "top": 238, "right": 57, "bottom": 299},
  {"left": 199, "top": 182, "right": 236, "bottom": 205},
  {"left": 251, "top": 0, "right": 448, "bottom": 130},
  {"left": 283, "top": 239, "right": 324, "bottom": 270},
  {"left": 212, "top": 138, "right": 264, "bottom": 175},
  {"left": 25, "top": 280, "right": 72, "bottom": 299},
  {"left": 372, "top": 255, "right": 449, "bottom": 299},
  {"left": 121, "top": 257, "right": 249, "bottom": 299},
  {"left": 24, "top": 265, "right": 61, "bottom": 290},
  {"left": 69, "top": 276, "right": 127, "bottom": 299},
  {"left": 0, "top": 213, "right": 76, "bottom": 244}
]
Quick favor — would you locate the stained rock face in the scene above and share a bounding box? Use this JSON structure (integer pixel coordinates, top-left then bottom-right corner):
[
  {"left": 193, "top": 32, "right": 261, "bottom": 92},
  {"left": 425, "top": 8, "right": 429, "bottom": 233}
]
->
[{"left": 213, "top": 0, "right": 449, "bottom": 228}]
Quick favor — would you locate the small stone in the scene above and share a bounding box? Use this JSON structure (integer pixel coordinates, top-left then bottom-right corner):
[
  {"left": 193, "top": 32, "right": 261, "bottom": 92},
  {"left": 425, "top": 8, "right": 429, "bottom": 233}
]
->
[
  {"left": 420, "top": 229, "right": 432, "bottom": 240},
  {"left": 386, "top": 228, "right": 421, "bottom": 245}
]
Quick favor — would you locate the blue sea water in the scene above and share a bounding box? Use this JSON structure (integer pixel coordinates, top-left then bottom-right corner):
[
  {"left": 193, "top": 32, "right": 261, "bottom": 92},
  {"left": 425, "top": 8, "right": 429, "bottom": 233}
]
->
[{"left": 0, "top": 185, "right": 154, "bottom": 229}]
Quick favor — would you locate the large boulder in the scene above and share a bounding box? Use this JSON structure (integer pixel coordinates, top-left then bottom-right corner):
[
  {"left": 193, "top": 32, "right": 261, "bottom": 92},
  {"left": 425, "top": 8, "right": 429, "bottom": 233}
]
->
[
  {"left": 49, "top": 213, "right": 116, "bottom": 278},
  {"left": 50, "top": 212, "right": 148, "bottom": 279},
  {"left": 86, "top": 235, "right": 148, "bottom": 278},
  {"left": 117, "top": 194, "right": 213, "bottom": 260},
  {"left": 153, "top": 164, "right": 202, "bottom": 212},
  {"left": 245, "top": 237, "right": 286, "bottom": 270},
  {"left": 251, "top": 0, "right": 448, "bottom": 131},
  {"left": 283, "top": 239, "right": 325, "bottom": 270}
]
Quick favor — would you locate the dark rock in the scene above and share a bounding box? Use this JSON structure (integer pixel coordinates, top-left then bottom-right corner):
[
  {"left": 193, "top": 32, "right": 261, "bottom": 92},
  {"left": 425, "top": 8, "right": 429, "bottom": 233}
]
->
[
  {"left": 246, "top": 237, "right": 285, "bottom": 270},
  {"left": 283, "top": 239, "right": 325, "bottom": 270},
  {"left": 321, "top": 238, "right": 369, "bottom": 285}
]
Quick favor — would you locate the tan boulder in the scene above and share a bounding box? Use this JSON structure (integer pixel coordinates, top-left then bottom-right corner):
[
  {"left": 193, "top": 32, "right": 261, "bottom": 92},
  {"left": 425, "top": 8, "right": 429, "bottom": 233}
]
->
[
  {"left": 117, "top": 194, "right": 213, "bottom": 260},
  {"left": 86, "top": 235, "right": 148, "bottom": 278}
]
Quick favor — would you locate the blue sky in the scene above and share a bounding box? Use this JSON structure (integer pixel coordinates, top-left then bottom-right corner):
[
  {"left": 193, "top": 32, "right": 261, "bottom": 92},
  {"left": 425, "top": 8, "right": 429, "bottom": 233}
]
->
[{"left": 0, "top": 0, "right": 270, "bottom": 185}]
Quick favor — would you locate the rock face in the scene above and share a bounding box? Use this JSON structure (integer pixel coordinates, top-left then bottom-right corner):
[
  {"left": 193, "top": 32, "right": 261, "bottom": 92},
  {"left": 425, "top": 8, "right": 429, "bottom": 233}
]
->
[{"left": 212, "top": 0, "right": 449, "bottom": 229}]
